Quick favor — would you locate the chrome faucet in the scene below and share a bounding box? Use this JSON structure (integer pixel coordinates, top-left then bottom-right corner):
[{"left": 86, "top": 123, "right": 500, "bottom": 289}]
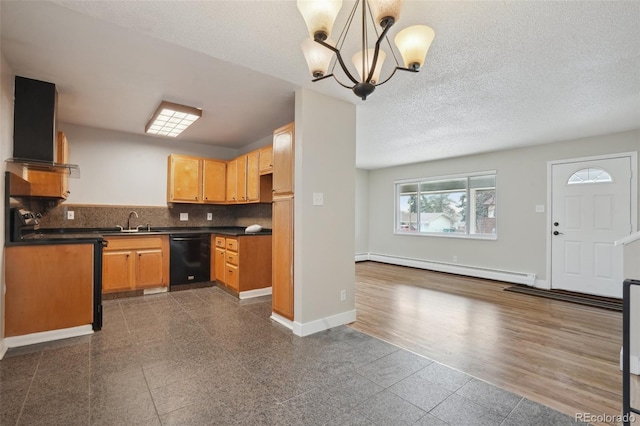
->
[{"left": 127, "top": 211, "right": 139, "bottom": 230}]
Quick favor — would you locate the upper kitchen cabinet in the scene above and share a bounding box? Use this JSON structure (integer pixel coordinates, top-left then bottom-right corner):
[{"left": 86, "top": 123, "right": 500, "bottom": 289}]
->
[
  {"left": 227, "top": 149, "right": 271, "bottom": 204},
  {"left": 272, "top": 122, "right": 294, "bottom": 195},
  {"left": 259, "top": 145, "right": 273, "bottom": 175},
  {"left": 26, "top": 132, "right": 71, "bottom": 199},
  {"left": 202, "top": 159, "right": 226, "bottom": 203},
  {"left": 167, "top": 154, "right": 226, "bottom": 204}
]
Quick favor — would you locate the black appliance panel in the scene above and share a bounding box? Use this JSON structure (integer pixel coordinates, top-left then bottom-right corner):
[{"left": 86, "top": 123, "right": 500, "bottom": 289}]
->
[{"left": 169, "top": 234, "right": 211, "bottom": 286}]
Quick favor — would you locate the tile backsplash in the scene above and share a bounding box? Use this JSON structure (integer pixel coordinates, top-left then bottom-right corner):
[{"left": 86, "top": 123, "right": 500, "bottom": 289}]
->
[{"left": 37, "top": 203, "right": 272, "bottom": 229}]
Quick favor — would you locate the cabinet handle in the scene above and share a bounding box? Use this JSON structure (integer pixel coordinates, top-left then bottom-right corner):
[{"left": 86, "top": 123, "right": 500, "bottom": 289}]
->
[
  {"left": 138, "top": 253, "right": 142, "bottom": 257},
  {"left": 228, "top": 269, "right": 233, "bottom": 273},
  {"left": 228, "top": 256, "right": 232, "bottom": 261}
]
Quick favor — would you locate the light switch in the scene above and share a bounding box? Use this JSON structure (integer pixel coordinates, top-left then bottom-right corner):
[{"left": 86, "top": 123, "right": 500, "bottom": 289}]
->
[
  {"left": 535, "top": 205, "right": 545, "bottom": 213},
  {"left": 180, "top": 213, "right": 188, "bottom": 221},
  {"left": 207, "top": 213, "right": 213, "bottom": 221},
  {"left": 313, "top": 192, "right": 324, "bottom": 206}
]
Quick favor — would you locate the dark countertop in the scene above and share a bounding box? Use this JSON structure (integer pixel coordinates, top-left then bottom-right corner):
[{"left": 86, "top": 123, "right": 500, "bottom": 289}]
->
[{"left": 12, "top": 226, "right": 271, "bottom": 245}]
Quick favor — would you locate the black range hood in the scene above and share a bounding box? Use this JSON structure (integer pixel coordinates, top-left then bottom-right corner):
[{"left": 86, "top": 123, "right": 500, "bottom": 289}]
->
[{"left": 7, "top": 76, "right": 80, "bottom": 177}]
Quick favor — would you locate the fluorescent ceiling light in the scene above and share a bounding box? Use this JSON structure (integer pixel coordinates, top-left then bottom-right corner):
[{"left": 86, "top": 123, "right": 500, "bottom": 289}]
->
[{"left": 145, "top": 101, "right": 202, "bottom": 138}]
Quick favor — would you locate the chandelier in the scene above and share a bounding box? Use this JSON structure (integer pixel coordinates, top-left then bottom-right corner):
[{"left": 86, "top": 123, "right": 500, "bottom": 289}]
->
[{"left": 297, "top": 0, "right": 435, "bottom": 100}]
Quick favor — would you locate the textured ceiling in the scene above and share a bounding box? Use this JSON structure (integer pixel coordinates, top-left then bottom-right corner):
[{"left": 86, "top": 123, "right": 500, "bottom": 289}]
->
[{"left": 1, "top": 1, "right": 639, "bottom": 169}]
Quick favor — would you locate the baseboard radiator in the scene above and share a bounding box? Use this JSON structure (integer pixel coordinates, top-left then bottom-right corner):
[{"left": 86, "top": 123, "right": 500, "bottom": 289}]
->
[{"left": 356, "top": 253, "right": 536, "bottom": 286}]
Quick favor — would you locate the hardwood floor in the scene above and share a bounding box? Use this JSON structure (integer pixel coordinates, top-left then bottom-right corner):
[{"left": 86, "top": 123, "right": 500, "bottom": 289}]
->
[{"left": 351, "top": 261, "right": 624, "bottom": 423}]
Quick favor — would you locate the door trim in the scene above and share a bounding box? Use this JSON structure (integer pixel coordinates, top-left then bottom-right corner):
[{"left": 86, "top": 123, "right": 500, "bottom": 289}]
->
[{"left": 545, "top": 152, "right": 638, "bottom": 291}]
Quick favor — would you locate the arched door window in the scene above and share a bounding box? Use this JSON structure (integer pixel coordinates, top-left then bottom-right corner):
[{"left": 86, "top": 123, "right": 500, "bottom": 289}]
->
[{"left": 567, "top": 168, "right": 612, "bottom": 185}]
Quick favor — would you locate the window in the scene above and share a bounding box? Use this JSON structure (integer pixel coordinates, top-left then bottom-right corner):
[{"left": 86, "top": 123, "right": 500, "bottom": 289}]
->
[
  {"left": 396, "top": 172, "right": 497, "bottom": 237},
  {"left": 567, "top": 168, "right": 612, "bottom": 185}
]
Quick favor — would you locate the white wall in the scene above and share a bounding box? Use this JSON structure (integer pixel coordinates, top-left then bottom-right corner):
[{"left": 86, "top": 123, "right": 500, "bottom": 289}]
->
[
  {"left": 58, "top": 123, "right": 239, "bottom": 206},
  {"left": 0, "top": 53, "right": 14, "bottom": 358},
  {"left": 294, "top": 88, "right": 356, "bottom": 331},
  {"left": 355, "top": 168, "right": 369, "bottom": 256},
  {"left": 367, "top": 129, "right": 640, "bottom": 283}
]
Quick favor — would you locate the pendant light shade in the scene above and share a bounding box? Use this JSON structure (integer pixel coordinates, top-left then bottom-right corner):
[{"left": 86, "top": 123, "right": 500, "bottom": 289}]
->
[
  {"left": 368, "top": 0, "right": 404, "bottom": 26},
  {"left": 301, "top": 38, "right": 335, "bottom": 78},
  {"left": 352, "top": 49, "right": 387, "bottom": 84},
  {"left": 297, "top": 0, "right": 435, "bottom": 100},
  {"left": 394, "top": 25, "right": 435, "bottom": 70},
  {"left": 297, "top": 0, "right": 343, "bottom": 40}
]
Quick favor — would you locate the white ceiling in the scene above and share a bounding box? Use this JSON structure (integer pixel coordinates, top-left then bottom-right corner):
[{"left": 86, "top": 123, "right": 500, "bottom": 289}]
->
[{"left": 1, "top": 1, "right": 639, "bottom": 170}]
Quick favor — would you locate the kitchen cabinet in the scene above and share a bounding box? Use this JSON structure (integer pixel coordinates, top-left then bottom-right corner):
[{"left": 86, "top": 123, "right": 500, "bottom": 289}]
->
[
  {"left": 246, "top": 150, "right": 260, "bottom": 202},
  {"left": 212, "top": 234, "right": 272, "bottom": 295},
  {"left": 272, "top": 196, "right": 294, "bottom": 319},
  {"left": 272, "top": 122, "right": 294, "bottom": 195},
  {"left": 202, "top": 159, "right": 226, "bottom": 203},
  {"left": 26, "top": 132, "right": 71, "bottom": 199},
  {"left": 167, "top": 154, "right": 226, "bottom": 204},
  {"left": 102, "top": 236, "right": 169, "bottom": 293},
  {"left": 272, "top": 121, "right": 295, "bottom": 320},
  {"left": 259, "top": 145, "right": 273, "bottom": 175},
  {"left": 5, "top": 243, "right": 93, "bottom": 337},
  {"left": 226, "top": 155, "right": 249, "bottom": 203}
]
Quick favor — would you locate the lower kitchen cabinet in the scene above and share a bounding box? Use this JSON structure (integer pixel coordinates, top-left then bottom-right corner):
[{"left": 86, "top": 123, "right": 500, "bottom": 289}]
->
[
  {"left": 5, "top": 243, "right": 94, "bottom": 337},
  {"left": 102, "top": 236, "right": 169, "bottom": 293},
  {"left": 211, "top": 234, "right": 272, "bottom": 295},
  {"left": 272, "top": 196, "right": 294, "bottom": 320}
]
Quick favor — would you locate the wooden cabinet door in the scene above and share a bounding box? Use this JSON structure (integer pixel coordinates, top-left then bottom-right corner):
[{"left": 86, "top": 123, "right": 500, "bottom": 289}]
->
[
  {"left": 236, "top": 155, "right": 248, "bottom": 202},
  {"left": 103, "top": 250, "right": 134, "bottom": 293},
  {"left": 168, "top": 154, "right": 201, "bottom": 202},
  {"left": 202, "top": 159, "right": 226, "bottom": 203},
  {"left": 57, "top": 132, "right": 70, "bottom": 197},
  {"left": 5, "top": 244, "right": 93, "bottom": 337},
  {"left": 272, "top": 122, "right": 294, "bottom": 195},
  {"left": 226, "top": 158, "right": 237, "bottom": 203},
  {"left": 226, "top": 263, "right": 239, "bottom": 291},
  {"left": 246, "top": 150, "right": 260, "bottom": 202},
  {"left": 272, "top": 196, "right": 294, "bottom": 320},
  {"left": 136, "top": 249, "right": 164, "bottom": 288},
  {"left": 27, "top": 170, "right": 67, "bottom": 198},
  {"left": 259, "top": 145, "right": 273, "bottom": 174},
  {"left": 214, "top": 247, "right": 226, "bottom": 283}
]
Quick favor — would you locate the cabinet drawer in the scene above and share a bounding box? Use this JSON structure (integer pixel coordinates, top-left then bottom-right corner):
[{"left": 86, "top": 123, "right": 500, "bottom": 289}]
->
[
  {"left": 104, "top": 237, "right": 163, "bottom": 251},
  {"left": 225, "top": 263, "right": 239, "bottom": 290},
  {"left": 226, "top": 251, "right": 238, "bottom": 266},
  {"left": 226, "top": 238, "right": 238, "bottom": 252},
  {"left": 215, "top": 236, "right": 226, "bottom": 248}
]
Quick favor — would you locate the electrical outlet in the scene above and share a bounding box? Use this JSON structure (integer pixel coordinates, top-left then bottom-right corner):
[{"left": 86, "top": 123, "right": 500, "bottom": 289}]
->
[
  {"left": 313, "top": 192, "right": 324, "bottom": 206},
  {"left": 453, "top": 255, "right": 458, "bottom": 263},
  {"left": 340, "top": 289, "right": 346, "bottom": 302},
  {"left": 207, "top": 213, "right": 213, "bottom": 221},
  {"left": 535, "top": 204, "right": 545, "bottom": 213},
  {"left": 66, "top": 210, "right": 74, "bottom": 220},
  {"left": 180, "top": 213, "right": 188, "bottom": 221}
]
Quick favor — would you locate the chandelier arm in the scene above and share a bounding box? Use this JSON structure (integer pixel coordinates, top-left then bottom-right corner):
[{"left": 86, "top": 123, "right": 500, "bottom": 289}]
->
[
  {"left": 365, "top": 21, "right": 394, "bottom": 83},
  {"left": 374, "top": 66, "right": 419, "bottom": 87},
  {"left": 315, "top": 39, "right": 360, "bottom": 86},
  {"left": 311, "top": 73, "right": 356, "bottom": 90}
]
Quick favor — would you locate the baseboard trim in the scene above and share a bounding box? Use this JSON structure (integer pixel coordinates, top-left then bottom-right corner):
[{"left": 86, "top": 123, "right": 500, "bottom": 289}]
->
[
  {"left": 367, "top": 253, "right": 536, "bottom": 286},
  {"left": 355, "top": 253, "right": 370, "bottom": 262},
  {"left": 239, "top": 287, "right": 272, "bottom": 300},
  {"left": 143, "top": 286, "right": 168, "bottom": 295},
  {"left": 0, "top": 339, "right": 7, "bottom": 360},
  {"left": 292, "top": 309, "right": 357, "bottom": 337},
  {"left": 620, "top": 347, "right": 640, "bottom": 375},
  {"left": 4, "top": 325, "right": 94, "bottom": 349},
  {"left": 270, "top": 312, "right": 293, "bottom": 330}
]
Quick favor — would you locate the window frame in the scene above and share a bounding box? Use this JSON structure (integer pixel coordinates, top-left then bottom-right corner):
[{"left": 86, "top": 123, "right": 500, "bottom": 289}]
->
[{"left": 394, "top": 170, "right": 498, "bottom": 240}]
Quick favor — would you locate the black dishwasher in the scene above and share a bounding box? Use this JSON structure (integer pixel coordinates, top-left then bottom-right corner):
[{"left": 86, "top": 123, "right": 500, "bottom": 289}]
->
[{"left": 169, "top": 234, "right": 211, "bottom": 287}]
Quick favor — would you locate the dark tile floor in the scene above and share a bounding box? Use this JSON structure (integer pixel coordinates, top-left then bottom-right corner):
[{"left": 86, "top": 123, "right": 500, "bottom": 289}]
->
[{"left": 0, "top": 286, "right": 586, "bottom": 425}]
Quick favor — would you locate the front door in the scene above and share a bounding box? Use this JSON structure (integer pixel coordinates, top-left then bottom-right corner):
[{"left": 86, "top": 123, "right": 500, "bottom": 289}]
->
[{"left": 551, "top": 156, "right": 632, "bottom": 298}]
